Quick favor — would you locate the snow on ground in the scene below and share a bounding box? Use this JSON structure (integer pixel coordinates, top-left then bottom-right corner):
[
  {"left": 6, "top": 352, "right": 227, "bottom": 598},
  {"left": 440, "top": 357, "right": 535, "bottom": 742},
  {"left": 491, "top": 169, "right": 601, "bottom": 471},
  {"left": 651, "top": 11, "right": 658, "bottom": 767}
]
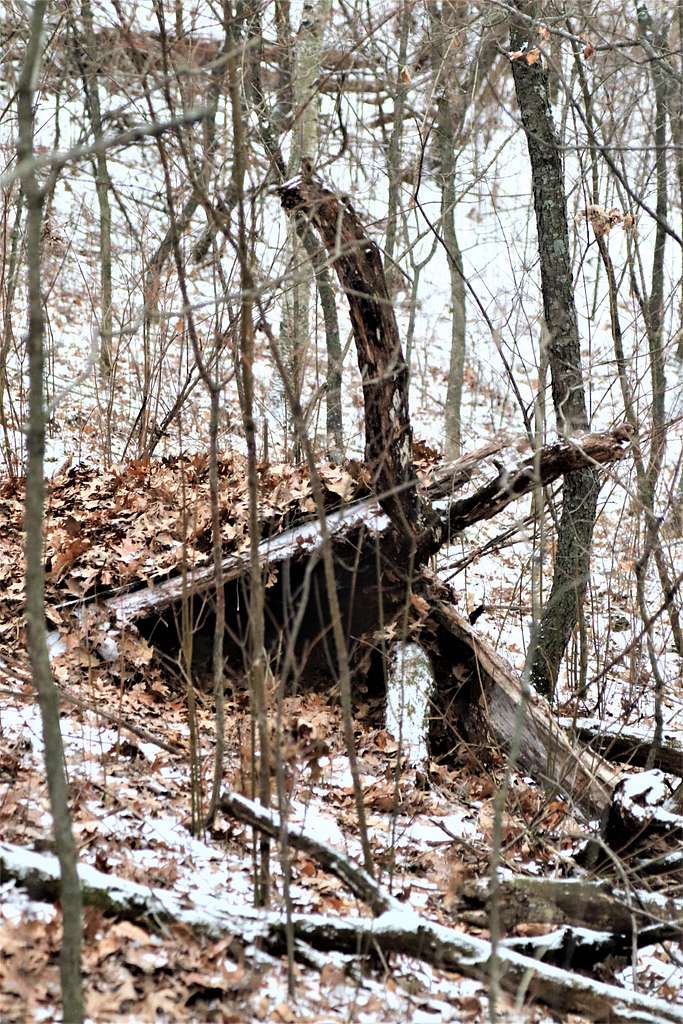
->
[{"left": 0, "top": 2, "right": 682, "bottom": 1019}]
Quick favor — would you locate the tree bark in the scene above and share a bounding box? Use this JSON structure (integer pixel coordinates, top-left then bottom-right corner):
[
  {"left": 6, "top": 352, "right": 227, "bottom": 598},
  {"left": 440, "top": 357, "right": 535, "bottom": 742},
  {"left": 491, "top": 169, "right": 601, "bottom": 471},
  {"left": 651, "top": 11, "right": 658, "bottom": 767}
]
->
[
  {"left": 511, "top": 2, "right": 599, "bottom": 698},
  {"left": 17, "top": 3, "right": 84, "bottom": 1020},
  {"left": 461, "top": 875, "right": 683, "bottom": 935},
  {"left": 227, "top": 30, "right": 271, "bottom": 904},
  {"left": 279, "top": 171, "right": 424, "bottom": 540}
]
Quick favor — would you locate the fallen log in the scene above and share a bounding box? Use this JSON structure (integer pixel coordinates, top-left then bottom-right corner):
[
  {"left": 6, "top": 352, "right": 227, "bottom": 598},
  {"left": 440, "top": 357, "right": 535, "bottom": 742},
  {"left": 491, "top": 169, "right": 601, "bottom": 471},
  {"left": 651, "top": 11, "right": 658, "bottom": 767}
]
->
[
  {"left": 78, "top": 429, "right": 630, "bottom": 636},
  {"left": 459, "top": 874, "right": 683, "bottom": 968},
  {"left": 578, "top": 769, "right": 683, "bottom": 873},
  {"left": 500, "top": 921, "right": 680, "bottom": 970},
  {"left": 4, "top": 812, "right": 683, "bottom": 1022},
  {"left": 459, "top": 875, "right": 683, "bottom": 935},
  {"left": 559, "top": 716, "right": 683, "bottom": 777},
  {"left": 411, "top": 578, "right": 618, "bottom": 819},
  {"left": 219, "top": 792, "right": 683, "bottom": 1023}
]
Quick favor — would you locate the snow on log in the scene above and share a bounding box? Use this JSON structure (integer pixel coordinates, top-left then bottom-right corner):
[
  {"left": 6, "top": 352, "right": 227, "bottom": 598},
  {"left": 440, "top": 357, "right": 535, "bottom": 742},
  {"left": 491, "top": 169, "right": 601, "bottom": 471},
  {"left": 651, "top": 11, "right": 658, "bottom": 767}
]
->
[
  {"left": 220, "top": 793, "right": 683, "bottom": 1023},
  {"left": 559, "top": 716, "right": 683, "bottom": 777},
  {"left": 434, "top": 428, "right": 632, "bottom": 551},
  {"left": 2, "top": 823, "right": 682, "bottom": 1022},
  {"left": 459, "top": 875, "right": 683, "bottom": 968},
  {"left": 601, "top": 769, "right": 683, "bottom": 855},
  {"left": 414, "top": 582, "right": 618, "bottom": 818},
  {"left": 460, "top": 875, "right": 683, "bottom": 935},
  {"left": 500, "top": 921, "right": 681, "bottom": 969}
]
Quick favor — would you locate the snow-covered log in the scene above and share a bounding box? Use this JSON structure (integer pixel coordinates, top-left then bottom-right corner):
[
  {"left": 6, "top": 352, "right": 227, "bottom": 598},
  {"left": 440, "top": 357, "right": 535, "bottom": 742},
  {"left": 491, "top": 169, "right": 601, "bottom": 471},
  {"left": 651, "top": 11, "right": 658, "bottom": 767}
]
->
[
  {"left": 219, "top": 793, "right": 683, "bottom": 1023},
  {"left": 88, "top": 429, "right": 632, "bottom": 632},
  {"left": 460, "top": 875, "right": 683, "bottom": 934},
  {"left": 597, "top": 770, "right": 683, "bottom": 862},
  {"left": 460, "top": 875, "right": 683, "bottom": 968},
  {"left": 3, "top": 808, "right": 681, "bottom": 1023}
]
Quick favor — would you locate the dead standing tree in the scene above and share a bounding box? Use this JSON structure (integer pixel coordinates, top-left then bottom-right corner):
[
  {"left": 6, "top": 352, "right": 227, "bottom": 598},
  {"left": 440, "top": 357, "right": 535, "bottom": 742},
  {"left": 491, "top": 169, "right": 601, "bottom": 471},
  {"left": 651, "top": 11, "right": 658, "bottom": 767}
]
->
[{"left": 280, "top": 164, "right": 426, "bottom": 543}]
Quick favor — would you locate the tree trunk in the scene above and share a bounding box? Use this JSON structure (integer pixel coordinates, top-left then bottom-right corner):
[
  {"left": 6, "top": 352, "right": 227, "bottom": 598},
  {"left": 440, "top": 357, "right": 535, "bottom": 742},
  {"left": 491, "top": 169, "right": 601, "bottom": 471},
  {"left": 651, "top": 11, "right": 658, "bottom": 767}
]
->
[
  {"left": 73, "top": 0, "right": 113, "bottom": 379},
  {"left": 429, "top": 1, "right": 468, "bottom": 458},
  {"left": 17, "top": 3, "right": 84, "bottom": 1020},
  {"left": 280, "top": 170, "right": 424, "bottom": 540},
  {"left": 279, "top": 0, "right": 331, "bottom": 458},
  {"left": 511, "top": 2, "right": 599, "bottom": 698}
]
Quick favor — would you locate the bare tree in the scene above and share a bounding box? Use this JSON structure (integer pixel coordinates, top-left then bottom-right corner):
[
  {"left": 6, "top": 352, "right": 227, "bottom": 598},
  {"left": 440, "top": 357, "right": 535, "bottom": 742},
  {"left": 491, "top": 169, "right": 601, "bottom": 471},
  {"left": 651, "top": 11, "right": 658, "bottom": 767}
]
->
[
  {"left": 511, "top": 3, "right": 600, "bottom": 699},
  {"left": 17, "top": 2, "right": 84, "bottom": 1019}
]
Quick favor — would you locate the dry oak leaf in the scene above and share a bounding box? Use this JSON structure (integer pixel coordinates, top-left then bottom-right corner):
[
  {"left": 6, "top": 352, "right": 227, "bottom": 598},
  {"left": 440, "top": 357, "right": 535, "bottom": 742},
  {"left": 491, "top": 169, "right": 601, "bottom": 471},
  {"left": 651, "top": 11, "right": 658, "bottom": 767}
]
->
[{"left": 410, "top": 592, "right": 430, "bottom": 617}]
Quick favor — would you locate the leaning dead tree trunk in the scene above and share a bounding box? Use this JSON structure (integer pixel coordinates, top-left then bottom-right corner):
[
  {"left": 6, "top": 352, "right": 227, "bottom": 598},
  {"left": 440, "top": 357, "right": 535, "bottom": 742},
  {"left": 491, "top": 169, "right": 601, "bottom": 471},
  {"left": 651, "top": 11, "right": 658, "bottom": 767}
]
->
[
  {"left": 511, "top": 5, "right": 600, "bottom": 699},
  {"left": 280, "top": 168, "right": 425, "bottom": 542},
  {"left": 412, "top": 574, "right": 618, "bottom": 818}
]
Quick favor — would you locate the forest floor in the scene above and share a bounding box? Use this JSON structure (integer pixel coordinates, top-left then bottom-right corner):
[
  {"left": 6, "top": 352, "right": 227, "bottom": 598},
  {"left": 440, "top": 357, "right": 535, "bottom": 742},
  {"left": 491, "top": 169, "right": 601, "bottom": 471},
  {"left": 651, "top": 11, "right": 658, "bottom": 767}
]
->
[
  {"left": 0, "top": 436, "right": 681, "bottom": 1023},
  {"left": 0, "top": 32, "right": 682, "bottom": 1014}
]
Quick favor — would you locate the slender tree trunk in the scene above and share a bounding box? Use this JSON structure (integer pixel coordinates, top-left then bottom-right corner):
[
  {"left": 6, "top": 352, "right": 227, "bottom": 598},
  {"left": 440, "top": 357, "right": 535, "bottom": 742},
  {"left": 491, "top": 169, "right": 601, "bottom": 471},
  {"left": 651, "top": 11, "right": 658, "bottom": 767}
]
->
[
  {"left": 227, "top": 26, "right": 271, "bottom": 905},
  {"left": 384, "top": 0, "right": 410, "bottom": 293},
  {"left": 242, "top": 8, "right": 343, "bottom": 460},
  {"left": 633, "top": 2, "right": 676, "bottom": 754},
  {"left": 74, "top": 0, "right": 113, "bottom": 378},
  {"left": 17, "top": 4, "right": 84, "bottom": 1020},
  {"left": 429, "top": 2, "right": 467, "bottom": 458},
  {"left": 279, "top": 0, "right": 331, "bottom": 458},
  {"left": 0, "top": 193, "right": 24, "bottom": 476},
  {"left": 511, "top": 2, "right": 599, "bottom": 698}
]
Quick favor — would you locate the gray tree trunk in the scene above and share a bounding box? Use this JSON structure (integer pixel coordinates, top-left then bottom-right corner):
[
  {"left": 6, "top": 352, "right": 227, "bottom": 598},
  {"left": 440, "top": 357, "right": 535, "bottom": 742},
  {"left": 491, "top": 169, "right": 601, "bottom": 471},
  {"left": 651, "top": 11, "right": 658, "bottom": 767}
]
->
[
  {"left": 279, "top": 0, "right": 331, "bottom": 458},
  {"left": 17, "top": 3, "right": 84, "bottom": 1019},
  {"left": 75, "top": 0, "right": 113, "bottom": 378},
  {"left": 429, "top": 2, "right": 467, "bottom": 459},
  {"left": 511, "top": 2, "right": 599, "bottom": 698}
]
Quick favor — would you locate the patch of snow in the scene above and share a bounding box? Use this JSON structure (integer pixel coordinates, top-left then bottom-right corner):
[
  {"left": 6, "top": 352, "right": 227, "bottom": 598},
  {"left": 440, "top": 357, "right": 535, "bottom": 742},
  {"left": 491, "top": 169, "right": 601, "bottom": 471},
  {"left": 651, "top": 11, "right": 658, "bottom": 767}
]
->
[{"left": 386, "top": 643, "right": 432, "bottom": 765}]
